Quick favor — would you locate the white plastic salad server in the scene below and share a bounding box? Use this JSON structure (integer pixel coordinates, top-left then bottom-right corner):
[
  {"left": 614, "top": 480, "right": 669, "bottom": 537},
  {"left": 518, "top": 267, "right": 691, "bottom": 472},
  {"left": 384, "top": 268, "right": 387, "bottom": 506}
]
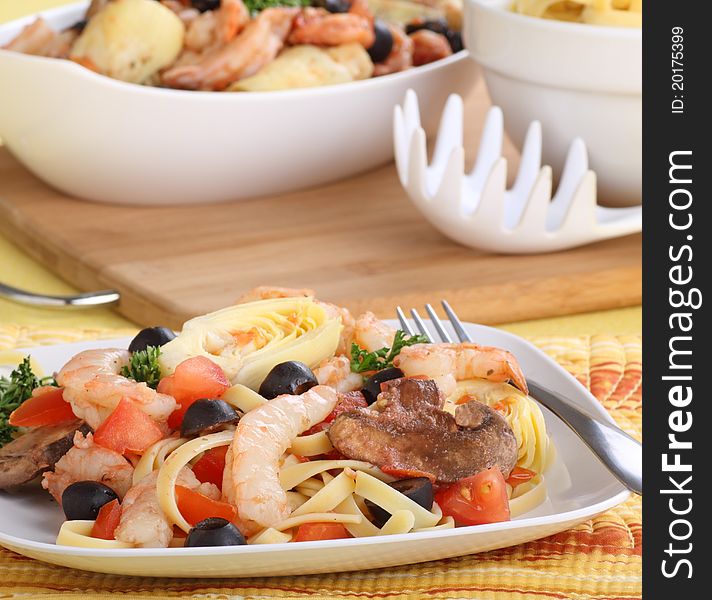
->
[{"left": 394, "top": 90, "right": 642, "bottom": 254}]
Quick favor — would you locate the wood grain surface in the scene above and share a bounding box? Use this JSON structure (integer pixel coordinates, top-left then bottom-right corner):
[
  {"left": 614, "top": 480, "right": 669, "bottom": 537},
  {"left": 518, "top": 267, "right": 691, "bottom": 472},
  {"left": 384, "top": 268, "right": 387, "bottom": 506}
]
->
[{"left": 0, "top": 82, "right": 641, "bottom": 329}]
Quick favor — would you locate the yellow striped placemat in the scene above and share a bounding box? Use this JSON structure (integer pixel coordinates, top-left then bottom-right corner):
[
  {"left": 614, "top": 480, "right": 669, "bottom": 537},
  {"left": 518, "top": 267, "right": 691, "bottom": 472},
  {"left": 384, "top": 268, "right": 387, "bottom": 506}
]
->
[{"left": 0, "top": 327, "right": 642, "bottom": 599}]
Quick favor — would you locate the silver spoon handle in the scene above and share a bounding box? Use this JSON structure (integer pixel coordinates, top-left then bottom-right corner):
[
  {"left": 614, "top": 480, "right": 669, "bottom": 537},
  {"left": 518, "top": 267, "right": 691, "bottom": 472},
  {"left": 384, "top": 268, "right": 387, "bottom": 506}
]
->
[
  {"left": 0, "top": 282, "right": 120, "bottom": 309},
  {"left": 527, "top": 379, "right": 642, "bottom": 496}
]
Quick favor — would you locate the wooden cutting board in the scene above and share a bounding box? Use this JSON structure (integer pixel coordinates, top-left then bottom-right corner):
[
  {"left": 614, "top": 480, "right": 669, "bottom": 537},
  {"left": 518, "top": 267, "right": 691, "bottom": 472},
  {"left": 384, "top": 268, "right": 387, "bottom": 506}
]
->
[{"left": 0, "top": 82, "right": 641, "bottom": 330}]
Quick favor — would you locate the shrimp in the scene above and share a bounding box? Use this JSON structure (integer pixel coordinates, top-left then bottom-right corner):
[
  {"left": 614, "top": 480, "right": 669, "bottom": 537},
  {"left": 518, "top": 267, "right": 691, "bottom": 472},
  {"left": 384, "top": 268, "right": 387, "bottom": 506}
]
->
[
  {"left": 352, "top": 312, "right": 396, "bottom": 352},
  {"left": 2, "top": 17, "right": 76, "bottom": 58},
  {"left": 42, "top": 432, "right": 134, "bottom": 503},
  {"left": 394, "top": 343, "right": 528, "bottom": 397},
  {"left": 223, "top": 385, "right": 339, "bottom": 534},
  {"left": 161, "top": 1, "right": 201, "bottom": 27},
  {"left": 373, "top": 25, "right": 413, "bottom": 76},
  {"left": 288, "top": 6, "right": 375, "bottom": 47},
  {"left": 182, "top": 0, "right": 249, "bottom": 51},
  {"left": 162, "top": 7, "right": 297, "bottom": 91},
  {"left": 56, "top": 348, "right": 176, "bottom": 429},
  {"left": 313, "top": 356, "right": 363, "bottom": 392},
  {"left": 115, "top": 468, "right": 219, "bottom": 548},
  {"left": 410, "top": 29, "right": 452, "bottom": 66}
]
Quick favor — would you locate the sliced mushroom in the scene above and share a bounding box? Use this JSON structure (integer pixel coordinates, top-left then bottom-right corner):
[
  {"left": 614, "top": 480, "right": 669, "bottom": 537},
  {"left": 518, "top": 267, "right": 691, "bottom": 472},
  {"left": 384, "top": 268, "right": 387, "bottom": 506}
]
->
[
  {"left": 327, "top": 378, "right": 517, "bottom": 483},
  {"left": 0, "top": 420, "right": 90, "bottom": 490}
]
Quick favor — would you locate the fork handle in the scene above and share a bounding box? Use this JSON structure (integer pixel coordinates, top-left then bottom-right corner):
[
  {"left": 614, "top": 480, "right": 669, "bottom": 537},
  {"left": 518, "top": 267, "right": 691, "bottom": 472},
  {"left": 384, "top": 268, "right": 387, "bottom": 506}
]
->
[
  {"left": 527, "top": 380, "right": 642, "bottom": 496},
  {"left": 0, "top": 283, "right": 120, "bottom": 309}
]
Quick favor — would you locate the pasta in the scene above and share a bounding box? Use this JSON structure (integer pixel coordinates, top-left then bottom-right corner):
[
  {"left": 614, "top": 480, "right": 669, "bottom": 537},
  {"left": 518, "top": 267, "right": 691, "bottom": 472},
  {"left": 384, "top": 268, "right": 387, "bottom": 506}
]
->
[
  {"left": 2, "top": 293, "right": 553, "bottom": 549},
  {"left": 512, "top": 0, "right": 642, "bottom": 27}
]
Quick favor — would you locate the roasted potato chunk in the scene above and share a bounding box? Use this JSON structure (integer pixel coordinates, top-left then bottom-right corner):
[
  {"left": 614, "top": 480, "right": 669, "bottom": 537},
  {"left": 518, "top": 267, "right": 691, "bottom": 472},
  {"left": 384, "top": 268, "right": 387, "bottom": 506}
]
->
[{"left": 70, "top": 0, "right": 185, "bottom": 84}]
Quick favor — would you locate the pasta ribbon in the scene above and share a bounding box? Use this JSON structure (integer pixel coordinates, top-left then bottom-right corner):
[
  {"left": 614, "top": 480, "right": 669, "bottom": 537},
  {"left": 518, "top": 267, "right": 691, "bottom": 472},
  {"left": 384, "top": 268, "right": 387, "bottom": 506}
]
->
[
  {"left": 354, "top": 471, "right": 439, "bottom": 529},
  {"left": 155, "top": 430, "right": 234, "bottom": 533},
  {"left": 133, "top": 436, "right": 188, "bottom": 485},
  {"left": 159, "top": 297, "right": 342, "bottom": 389},
  {"left": 291, "top": 471, "right": 356, "bottom": 517},
  {"left": 221, "top": 384, "right": 267, "bottom": 413},
  {"left": 379, "top": 510, "right": 415, "bottom": 536},
  {"left": 290, "top": 431, "right": 334, "bottom": 457},
  {"left": 279, "top": 459, "right": 394, "bottom": 491},
  {"left": 56, "top": 521, "right": 133, "bottom": 549}
]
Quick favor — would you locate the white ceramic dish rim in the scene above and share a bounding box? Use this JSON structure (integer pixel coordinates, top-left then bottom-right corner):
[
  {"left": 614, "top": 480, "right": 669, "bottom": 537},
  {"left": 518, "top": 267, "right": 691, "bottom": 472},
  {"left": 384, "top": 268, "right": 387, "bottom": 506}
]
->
[
  {"left": 468, "top": 0, "right": 641, "bottom": 39},
  {"left": 0, "top": 321, "right": 630, "bottom": 561},
  {"left": 0, "top": 1, "right": 469, "bottom": 101}
]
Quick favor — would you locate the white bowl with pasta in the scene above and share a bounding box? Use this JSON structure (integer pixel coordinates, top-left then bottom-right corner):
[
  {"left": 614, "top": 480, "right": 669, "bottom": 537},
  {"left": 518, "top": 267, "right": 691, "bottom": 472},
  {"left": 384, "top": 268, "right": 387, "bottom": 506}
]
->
[
  {"left": 0, "top": 1, "right": 477, "bottom": 205},
  {"left": 463, "top": 0, "right": 642, "bottom": 206}
]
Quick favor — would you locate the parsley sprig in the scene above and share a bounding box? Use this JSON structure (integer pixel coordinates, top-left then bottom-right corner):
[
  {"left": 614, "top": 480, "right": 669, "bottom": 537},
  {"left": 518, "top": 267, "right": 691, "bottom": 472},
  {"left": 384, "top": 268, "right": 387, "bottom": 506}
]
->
[
  {"left": 0, "top": 356, "right": 56, "bottom": 446},
  {"left": 350, "top": 330, "right": 429, "bottom": 374},
  {"left": 244, "top": 0, "right": 309, "bottom": 13},
  {"left": 121, "top": 346, "right": 162, "bottom": 389}
]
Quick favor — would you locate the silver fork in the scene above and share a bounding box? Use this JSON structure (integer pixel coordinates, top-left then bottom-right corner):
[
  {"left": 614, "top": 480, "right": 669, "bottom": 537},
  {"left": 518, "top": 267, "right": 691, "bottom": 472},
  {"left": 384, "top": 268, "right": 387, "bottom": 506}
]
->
[{"left": 397, "top": 301, "right": 642, "bottom": 496}]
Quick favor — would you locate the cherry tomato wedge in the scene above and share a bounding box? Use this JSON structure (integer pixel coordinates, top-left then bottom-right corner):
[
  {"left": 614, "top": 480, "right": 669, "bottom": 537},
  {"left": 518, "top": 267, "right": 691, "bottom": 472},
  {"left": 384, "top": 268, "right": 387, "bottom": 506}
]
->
[
  {"left": 8, "top": 386, "right": 75, "bottom": 427},
  {"left": 93, "top": 398, "right": 164, "bottom": 455},
  {"left": 175, "top": 485, "right": 237, "bottom": 526},
  {"left": 506, "top": 466, "right": 536, "bottom": 489},
  {"left": 192, "top": 446, "right": 228, "bottom": 490},
  {"left": 293, "top": 522, "right": 351, "bottom": 542},
  {"left": 90, "top": 499, "right": 122, "bottom": 540},
  {"left": 302, "top": 392, "right": 368, "bottom": 436},
  {"left": 435, "top": 468, "right": 510, "bottom": 526},
  {"left": 159, "top": 357, "right": 230, "bottom": 430}
]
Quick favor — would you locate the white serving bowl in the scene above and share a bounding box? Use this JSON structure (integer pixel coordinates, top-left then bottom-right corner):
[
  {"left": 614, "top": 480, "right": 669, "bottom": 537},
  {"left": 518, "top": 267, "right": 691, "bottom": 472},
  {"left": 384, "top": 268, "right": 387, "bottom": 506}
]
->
[
  {"left": 0, "top": 2, "right": 477, "bottom": 205},
  {"left": 463, "top": 0, "right": 641, "bottom": 206}
]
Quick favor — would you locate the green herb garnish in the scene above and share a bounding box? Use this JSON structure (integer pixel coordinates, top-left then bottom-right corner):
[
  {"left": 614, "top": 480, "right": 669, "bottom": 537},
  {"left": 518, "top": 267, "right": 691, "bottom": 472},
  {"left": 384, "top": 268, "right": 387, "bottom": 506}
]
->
[
  {"left": 121, "top": 346, "right": 162, "bottom": 389},
  {"left": 0, "top": 356, "right": 55, "bottom": 446},
  {"left": 350, "top": 330, "right": 429, "bottom": 373},
  {"left": 244, "top": 0, "right": 309, "bottom": 13}
]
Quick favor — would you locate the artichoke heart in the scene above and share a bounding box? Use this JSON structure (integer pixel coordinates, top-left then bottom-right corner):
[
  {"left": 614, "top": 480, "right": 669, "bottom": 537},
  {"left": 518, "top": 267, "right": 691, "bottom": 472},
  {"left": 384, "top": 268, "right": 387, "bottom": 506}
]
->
[{"left": 159, "top": 297, "right": 341, "bottom": 391}]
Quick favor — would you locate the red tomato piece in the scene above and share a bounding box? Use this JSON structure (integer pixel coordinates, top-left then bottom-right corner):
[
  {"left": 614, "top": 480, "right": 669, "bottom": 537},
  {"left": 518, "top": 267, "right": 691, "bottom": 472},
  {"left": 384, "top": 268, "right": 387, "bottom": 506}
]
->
[
  {"left": 175, "top": 485, "right": 237, "bottom": 526},
  {"left": 506, "top": 466, "right": 536, "bottom": 489},
  {"left": 93, "top": 398, "right": 164, "bottom": 455},
  {"left": 160, "top": 357, "right": 230, "bottom": 430},
  {"left": 90, "top": 499, "right": 122, "bottom": 540},
  {"left": 302, "top": 392, "right": 368, "bottom": 436},
  {"left": 435, "top": 468, "right": 511, "bottom": 526},
  {"left": 380, "top": 465, "right": 436, "bottom": 484},
  {"left": 192, "top": 446, "right": 228, "bottom": 490},
  {"left": 293, "top": 522, "right": 351, "bottom": 542},
  {"left": 8, "top": 386, "right": 75, "bottom": 427}
]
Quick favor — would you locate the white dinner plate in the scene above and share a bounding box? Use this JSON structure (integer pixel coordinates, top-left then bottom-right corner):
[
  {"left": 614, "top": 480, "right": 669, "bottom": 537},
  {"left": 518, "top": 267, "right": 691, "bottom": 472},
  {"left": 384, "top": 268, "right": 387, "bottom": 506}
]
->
[{"left": 0, "top": 322, "right": 629, "bottom": 577}]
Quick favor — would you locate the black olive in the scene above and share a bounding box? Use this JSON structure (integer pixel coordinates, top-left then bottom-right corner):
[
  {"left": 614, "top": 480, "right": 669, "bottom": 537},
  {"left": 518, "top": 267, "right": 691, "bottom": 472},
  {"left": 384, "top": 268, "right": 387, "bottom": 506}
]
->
[
  {"left": 446, "top": 30, "right": 464, "bottom": 53},
  {"left": 313, "top": 0, "right": 350, "bottom": 13},
  {"left": 61, "top": 481, "right": 119, "bottom": 521},
  {"left": 181, "top": 399, "right": 239, "bottom": 437},
  {"left": 405, "top": 18, "right": 449, "bottom": 37},
  {"left": 185, "top": 517, "right": 247, "bottom": 547},
  {"left": 368, "top": 20, "right": 394, "bottom": 63},
  {"left": 128, "top": 327, "right": 176, "bottom": 353},
  {"left": 361, "top": 367, "right": 404, "bottom": 404},
  {"left": 68, "top": 19, "right": 87, "bottom": 33},
  {"left": 191, "top": 0, "right": 221, "bottom": 12},
  {"left": 365, "top": 477, "right": 434, "bottom": 528},
  {"left": 258, "top": 361, "right": 318, "bottom": 400}
]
